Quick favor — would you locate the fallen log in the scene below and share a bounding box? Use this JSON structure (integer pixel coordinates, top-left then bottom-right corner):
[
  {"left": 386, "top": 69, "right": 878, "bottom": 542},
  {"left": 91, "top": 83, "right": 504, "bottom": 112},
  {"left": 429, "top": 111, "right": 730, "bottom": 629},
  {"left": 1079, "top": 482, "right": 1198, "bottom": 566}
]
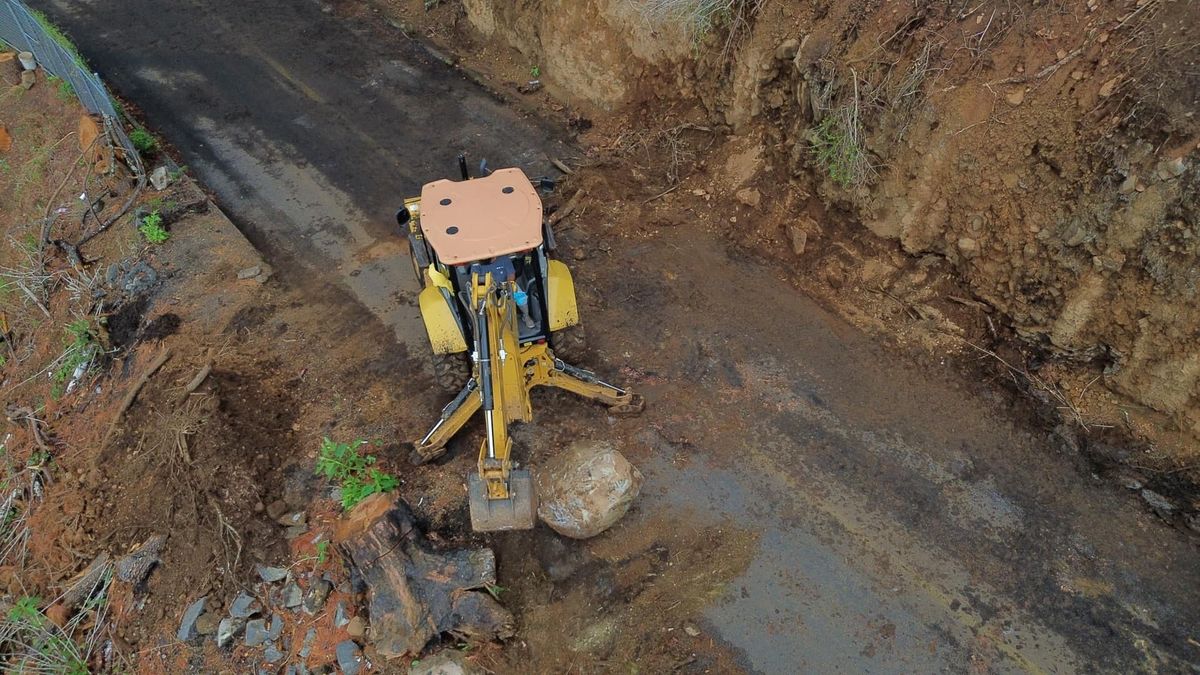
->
[{"left": 334, "top": 495, "right": 514, "bottom": 658}]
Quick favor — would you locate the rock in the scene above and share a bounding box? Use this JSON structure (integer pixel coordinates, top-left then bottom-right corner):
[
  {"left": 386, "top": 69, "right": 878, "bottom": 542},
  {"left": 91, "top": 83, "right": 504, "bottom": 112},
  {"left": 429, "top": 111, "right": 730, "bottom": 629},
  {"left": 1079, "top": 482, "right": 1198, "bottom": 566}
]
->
[
  {"left": 195, "top": 612, "right": 219, "bottom": 635},
  {"left": 238, "top": 265, "right": 263, "bottom": 280},
  {"left": 303, "top": 579, "right": 333, "bottom": 614},
  {"left": 1156, "top": 157, "right": 1187, "bottom": 180},
  {"left": 0, "top": 126, "right": 11, "bottom": 153},
  {"left": 256, "top": 565, "right": 288, "bottom": 583},
  {"left": 1186, "top": 513, "right": 1200, "bottom": 534},
  {"left": 149, "top": 166, "right": 170, "bottom": 191},
  {"left": 957, "top": 237, "right": 980, "bottom": 258},
  {"left": 571, "top": 616, "right": 618, "bottom": 654},
  {"left": 683, "top": 623, "right": 701, "bottom": 637},
  {"left": 787, "top": 225, "right": 808, "bottom": 256},
  {"left": 535, "top": 440, "right": 644, "bottom": 539},
  {"left": 285, "top": 524, "right": 309, "bottom": 539},
  {"left": 216, "top": 617, "right": 246, "bottom": 648},
  {"left": 1098, "top": 77, "right": 1119, "bottom": 97},
  {"left": 1005, "top": 88, "right": 1025, "bottom": 105},
  {"left": 409, "top": 651, "right": 483, "bottom": 675},
  {"left": 775, "top": 38, "right": 801, "bottom": 61},
  {"left": 735, "top": 187, "right": 762, "bottom": 208},
  {"left": 266, "top": 499, "right": 289, "bottom": 520},
  {"left": 299, "top": 627, "right": 318, "bottom": 659},
  {"left": 346, "top": 615, "right": 367, "bottom": 639},
  {"left": 229, "top": 591, "right": 261, "bottom": 618},
  {"left": 177, "top": 597, "right": 207, "bottom": 641},
  {"left": 263, "top": 640, "right": 284, "bottom": 663},
  {"left": 244, "top": 618, "right": 268, "bottom": 647},
  {"left": 1140, "top": 489, "right": 1175, "bottom": 516},
  {"left": 20, "top": 69, "right": 35, "bottom": 90},
  {"left": 336, "top": 640, "right": 363, "bottom": 675},
  {"left": 333, "top": 601, "right": 349, "bottom": 627},
  {"left": 278, "top": 511, "right": 307, "bottom": 528},
  {"left": 282, "top": 582, "right": 303, "bottom": 608},
  {"left": 1118, "top": 175, "right": 1137, "bottom": 194},
  {"left": 116, "top": 534, "right": 166, "bottom": 586},
  {"left": 269, "top": 613, "right": 284, "bottom": 640}
]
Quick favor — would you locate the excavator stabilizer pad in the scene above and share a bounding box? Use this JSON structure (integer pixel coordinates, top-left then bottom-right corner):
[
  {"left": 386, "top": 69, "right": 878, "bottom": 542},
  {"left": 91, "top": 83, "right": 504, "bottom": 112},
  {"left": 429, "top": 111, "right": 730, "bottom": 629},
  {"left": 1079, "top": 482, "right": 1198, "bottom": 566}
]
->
[{"left": 468, "top": 470, "right": 537, "bottom": 531}]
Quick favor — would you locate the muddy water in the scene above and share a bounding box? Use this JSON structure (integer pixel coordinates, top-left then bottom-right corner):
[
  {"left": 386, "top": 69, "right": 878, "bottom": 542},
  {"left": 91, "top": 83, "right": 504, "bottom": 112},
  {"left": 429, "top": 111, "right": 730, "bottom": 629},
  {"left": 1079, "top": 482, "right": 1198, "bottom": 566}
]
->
[{"left": 39, "top": 0, "right": 1200, "bottom": 672}]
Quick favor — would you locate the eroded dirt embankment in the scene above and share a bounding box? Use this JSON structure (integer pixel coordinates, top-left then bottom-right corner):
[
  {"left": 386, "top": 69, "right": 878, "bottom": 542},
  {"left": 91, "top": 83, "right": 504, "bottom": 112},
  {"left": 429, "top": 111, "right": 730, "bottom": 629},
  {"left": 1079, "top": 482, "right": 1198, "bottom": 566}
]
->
[{"left": 390, "top": 0, "right": 1200, "bottom": 463}]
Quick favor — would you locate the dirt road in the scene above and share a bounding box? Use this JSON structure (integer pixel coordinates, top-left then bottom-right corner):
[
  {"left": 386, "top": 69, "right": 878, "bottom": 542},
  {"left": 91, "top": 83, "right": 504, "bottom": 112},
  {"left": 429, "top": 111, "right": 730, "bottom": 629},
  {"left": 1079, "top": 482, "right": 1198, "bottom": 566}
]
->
[{"left": 38, "top": 0, "right": 1200, "bottom": 671}]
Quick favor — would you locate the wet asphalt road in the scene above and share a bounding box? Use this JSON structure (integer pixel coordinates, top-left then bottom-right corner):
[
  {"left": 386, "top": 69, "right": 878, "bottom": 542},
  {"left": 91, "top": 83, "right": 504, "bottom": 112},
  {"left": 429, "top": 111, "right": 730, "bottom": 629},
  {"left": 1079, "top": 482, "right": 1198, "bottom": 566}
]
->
[{"left": 36, "top": 0, "right": 1200, "bottom": 672}]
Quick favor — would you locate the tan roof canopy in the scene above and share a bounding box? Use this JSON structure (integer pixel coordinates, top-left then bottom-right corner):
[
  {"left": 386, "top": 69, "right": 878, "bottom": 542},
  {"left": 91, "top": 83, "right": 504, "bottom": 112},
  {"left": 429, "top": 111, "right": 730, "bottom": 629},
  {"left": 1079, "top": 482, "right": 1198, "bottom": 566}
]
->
[{"left": 419, "top": 168, "right": 544, "bottom": 265}]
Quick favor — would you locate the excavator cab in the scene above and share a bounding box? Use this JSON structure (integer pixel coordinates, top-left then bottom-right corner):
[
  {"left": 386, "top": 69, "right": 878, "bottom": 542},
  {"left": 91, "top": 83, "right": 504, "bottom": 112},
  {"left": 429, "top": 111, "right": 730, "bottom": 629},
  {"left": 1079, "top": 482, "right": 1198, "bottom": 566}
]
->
[{"left": 398, "top": 163, "right": 643, "bottom": 532}]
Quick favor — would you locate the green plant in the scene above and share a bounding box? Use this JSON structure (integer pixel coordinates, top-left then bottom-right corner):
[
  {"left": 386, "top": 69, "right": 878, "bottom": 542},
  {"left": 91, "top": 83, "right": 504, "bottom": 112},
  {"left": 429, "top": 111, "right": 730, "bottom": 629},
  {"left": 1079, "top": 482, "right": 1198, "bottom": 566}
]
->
[
  {"left": 129, "top": 129, "right": 157, "bottom": 154},
  {"left": 315, "top": 438, "right": 399, "bottom": 510},
  {"left": 50, "top": 76, "right": 74, "bottom": 102},
  {"left": 809, "top": 102, "right": 875, "bottom": 188},
  {"left": 50, "top": 319, "right": 95, "bottom": 399},
  {"left": 169, "top": 165, "right": 188, "bottom": 181},
  {"left": 315, "top": 540, "right": 330, "bottom": 564},
  {"left": 29, "top": 10, "right": 87, "bottom": 69},
  {"left": 484, "top": 583, "right": 507, "bottom": 601},
  {"left": 139, "top": 211, "right": 169, "bottom": 244},
  {"left": 530, "top": 65, "right": 541, "bottom": 79},
  {"left": 1, "top": 595, "right": 90, "bottom": 674}
]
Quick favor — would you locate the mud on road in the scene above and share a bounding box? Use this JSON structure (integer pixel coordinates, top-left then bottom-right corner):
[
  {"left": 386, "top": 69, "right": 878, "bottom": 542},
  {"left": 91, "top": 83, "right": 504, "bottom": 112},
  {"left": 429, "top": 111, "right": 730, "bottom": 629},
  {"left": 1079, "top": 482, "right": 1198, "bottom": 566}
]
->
[{"left": 32, "top": 0, "right": 1200, "bottom": 672}]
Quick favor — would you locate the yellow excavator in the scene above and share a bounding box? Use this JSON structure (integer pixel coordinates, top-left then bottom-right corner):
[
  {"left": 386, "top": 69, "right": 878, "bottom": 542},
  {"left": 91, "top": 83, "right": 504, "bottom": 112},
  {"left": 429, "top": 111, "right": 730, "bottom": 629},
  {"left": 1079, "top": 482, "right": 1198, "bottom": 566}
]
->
[{"left": 397, "top": 159, "right": 643, "bottom": 532}]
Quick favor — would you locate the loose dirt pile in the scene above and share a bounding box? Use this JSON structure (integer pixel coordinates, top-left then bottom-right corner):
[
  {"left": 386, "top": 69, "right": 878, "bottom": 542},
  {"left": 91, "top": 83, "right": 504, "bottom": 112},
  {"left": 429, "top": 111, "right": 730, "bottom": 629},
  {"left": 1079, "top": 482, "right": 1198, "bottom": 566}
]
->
[{"left": 377, "top": 0, "right": 1200, "bottom": 472}]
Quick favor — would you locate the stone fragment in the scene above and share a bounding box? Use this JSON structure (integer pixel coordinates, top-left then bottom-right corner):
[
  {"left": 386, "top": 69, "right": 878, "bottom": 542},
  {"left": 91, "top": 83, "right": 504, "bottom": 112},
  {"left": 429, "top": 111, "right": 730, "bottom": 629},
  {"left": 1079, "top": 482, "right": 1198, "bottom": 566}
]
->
[
  {"left": 244, "top": 618, "right": 268, "bottom": 647},
  {"left": 177, "top": 597, "right": 207, "bottom": 641},
  {"left": 303, "top": 579, "right": 333, "bottom": 614},
  {"left": 263, "top": 641, "right": 284, "bottom": 663},
  {"left": 1140, "top": 489, "right": 1175, "bottom": 517},
  {"left": 735, "top": 187, "right": 761, "bottom": 208},
  {"left": 229, "top": 591, "right": 261, "bottom": 618},
  {"left": 195, "top": 612, "right": 219, "bottom": 635},
  {"left": 336, "top": 641, "right": 363, "bottom": 675},
  {"left": 238, "top": 265, "right": 263, "bottom": 280},
  {"left": 775, "top": 38, "right": 801, "bottom": 61},
  {"left": 217, "top": 617, "right": 246, "bottom": 648},
  {"left": 299, "top": 627, "right": 318, "bottom": 659},
  {"left": 408, "top": 651, "right": 483, "bottom": 675},
  {"left": 268, "top": 613, "right": 284, "bottom": 641},
  {"left": 150, "top": 166, "right": 170, "bottom": 191},
  {"left": 1156, "top": 157, "right": 1187, "bottom": 180},
  {"left": 788, "top": 225, "right": 808, "bottom": 256},
  {"left": 256, "top": 565, "right": 288, "bottom": 583},
  {"left": 282, "top": 582, "right": 303, "bottom": 608}
]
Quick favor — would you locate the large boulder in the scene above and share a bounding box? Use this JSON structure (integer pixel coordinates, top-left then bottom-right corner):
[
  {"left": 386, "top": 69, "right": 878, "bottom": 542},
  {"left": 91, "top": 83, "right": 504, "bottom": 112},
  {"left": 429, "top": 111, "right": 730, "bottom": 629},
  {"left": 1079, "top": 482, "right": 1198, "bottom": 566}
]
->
[{"left": 536, "top": 440, "right": 643, "bottom": 538}]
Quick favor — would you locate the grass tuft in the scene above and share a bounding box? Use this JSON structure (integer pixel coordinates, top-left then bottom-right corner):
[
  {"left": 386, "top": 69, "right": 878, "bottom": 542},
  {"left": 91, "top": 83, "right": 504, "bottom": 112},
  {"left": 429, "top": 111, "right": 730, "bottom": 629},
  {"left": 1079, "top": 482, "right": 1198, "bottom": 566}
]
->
[{"left": 28, "top": 9, "right": 87, "bottom": 70}]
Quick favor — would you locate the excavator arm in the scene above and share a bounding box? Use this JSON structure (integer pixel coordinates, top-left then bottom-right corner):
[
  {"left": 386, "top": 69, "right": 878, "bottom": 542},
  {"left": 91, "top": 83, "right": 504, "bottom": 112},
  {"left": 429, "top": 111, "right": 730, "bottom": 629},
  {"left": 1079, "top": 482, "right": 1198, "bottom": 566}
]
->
[{"left": 409, "top": 267, "right": 643, "bottom": 532}]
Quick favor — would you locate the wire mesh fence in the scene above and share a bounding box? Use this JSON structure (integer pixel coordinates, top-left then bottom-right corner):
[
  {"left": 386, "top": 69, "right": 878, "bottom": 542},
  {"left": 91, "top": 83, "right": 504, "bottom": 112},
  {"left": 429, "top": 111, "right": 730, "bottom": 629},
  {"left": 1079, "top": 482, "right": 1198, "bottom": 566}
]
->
[{"left": 0, "top": 0, "right": 143, "bottom": 176}]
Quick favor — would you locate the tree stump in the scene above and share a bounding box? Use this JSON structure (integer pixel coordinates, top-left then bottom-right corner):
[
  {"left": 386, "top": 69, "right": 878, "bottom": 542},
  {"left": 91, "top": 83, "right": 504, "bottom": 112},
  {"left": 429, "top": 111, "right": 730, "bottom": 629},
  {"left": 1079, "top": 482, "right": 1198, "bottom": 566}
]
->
[{"left": 335, "top": 495, "right": 514, "bottom": 658}]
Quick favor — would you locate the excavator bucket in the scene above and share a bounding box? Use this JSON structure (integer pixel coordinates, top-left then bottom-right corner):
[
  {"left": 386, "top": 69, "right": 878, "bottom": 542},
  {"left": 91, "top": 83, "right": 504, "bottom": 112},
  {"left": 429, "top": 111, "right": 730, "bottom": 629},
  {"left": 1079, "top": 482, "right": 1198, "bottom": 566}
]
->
[{"left": 467, "top": 470, "right": 537, "bottom": 531}]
